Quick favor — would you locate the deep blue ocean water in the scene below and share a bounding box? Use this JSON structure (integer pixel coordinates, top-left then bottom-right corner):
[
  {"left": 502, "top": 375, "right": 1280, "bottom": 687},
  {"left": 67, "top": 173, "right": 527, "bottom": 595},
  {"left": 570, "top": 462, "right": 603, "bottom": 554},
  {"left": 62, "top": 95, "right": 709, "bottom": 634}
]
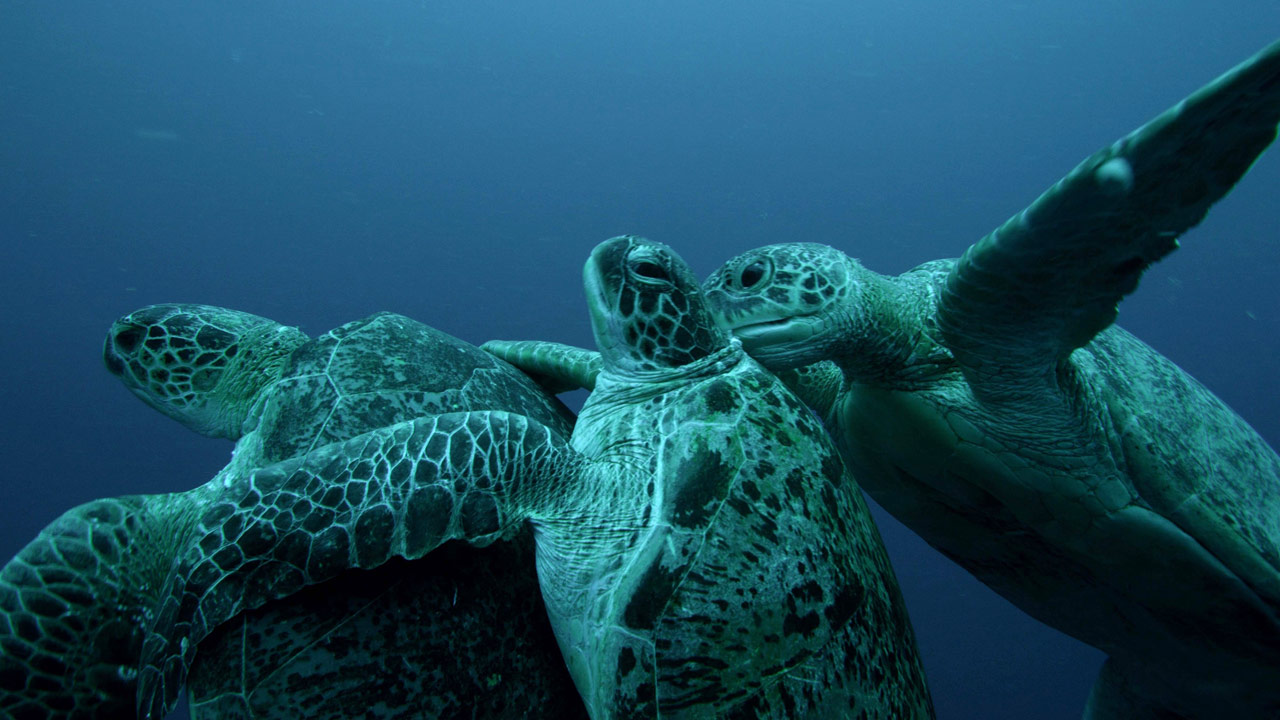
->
[{"left": 2, "top": 2, "right": 1278, "bottom": 718}]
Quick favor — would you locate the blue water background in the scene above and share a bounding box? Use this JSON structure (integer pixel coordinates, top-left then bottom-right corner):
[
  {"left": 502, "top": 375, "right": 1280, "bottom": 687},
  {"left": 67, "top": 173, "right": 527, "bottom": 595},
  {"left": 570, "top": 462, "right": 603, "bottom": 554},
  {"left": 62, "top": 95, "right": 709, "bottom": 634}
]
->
[{"left": 2, "top": 2, "right": 1278, "bottom": 718}]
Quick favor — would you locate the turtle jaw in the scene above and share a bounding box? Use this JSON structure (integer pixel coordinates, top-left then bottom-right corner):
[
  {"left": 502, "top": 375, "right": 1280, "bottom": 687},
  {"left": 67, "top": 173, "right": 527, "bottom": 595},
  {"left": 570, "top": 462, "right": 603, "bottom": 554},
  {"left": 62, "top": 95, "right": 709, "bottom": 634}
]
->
[
  {"left": 724, "top": 313, "right": 832, "bottom": 371},
  {"left": 733, "top": 314, "right": 823, "bottom": 347}
]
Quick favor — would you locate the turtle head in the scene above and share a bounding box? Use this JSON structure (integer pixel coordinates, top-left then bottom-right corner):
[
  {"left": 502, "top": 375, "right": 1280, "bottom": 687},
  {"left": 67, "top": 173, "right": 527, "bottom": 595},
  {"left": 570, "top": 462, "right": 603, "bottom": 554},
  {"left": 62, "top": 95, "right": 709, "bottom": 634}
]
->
[
  {"left": 584, "top": 235, "right": 729, "bottom": 375},
  {"left": 702, "top": 243, "right": 869, "bottom": 370},
  {"left": 103, "top": 304, "right": 309, "bottom": 439}
]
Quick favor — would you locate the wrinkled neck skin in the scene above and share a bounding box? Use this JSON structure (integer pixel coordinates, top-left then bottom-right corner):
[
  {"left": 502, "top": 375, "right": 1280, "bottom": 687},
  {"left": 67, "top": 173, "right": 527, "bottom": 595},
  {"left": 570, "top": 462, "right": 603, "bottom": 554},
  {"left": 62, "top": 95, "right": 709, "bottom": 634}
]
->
[
  {"left": 214, "top": 324, "right": 307, "bottom": 439},
  {"left": 839, "top": 269, "right": 950, "bottom": 388},
  {"left": 590, "top": 341, "right": 747, "bottom": 408},
  {"left": 756, "top": 266, "right": 952, "bottom": 397},
  {"left": 772, "top": 362, "right": 846, "bottom": 419}
]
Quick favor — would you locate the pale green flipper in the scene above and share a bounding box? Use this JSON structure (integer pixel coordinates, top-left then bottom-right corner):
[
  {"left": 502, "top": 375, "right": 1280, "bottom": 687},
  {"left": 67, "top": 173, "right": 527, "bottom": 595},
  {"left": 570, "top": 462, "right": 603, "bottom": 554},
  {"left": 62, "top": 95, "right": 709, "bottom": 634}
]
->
[
  {"left": 3, "top": 306, "right": 584, "bottom": 719},
  {"left": 481, "top": 340, "right": 602, "bottom": 392},
  {"left": 703, "top": 40, "right": 1280, "bottom": 719}
]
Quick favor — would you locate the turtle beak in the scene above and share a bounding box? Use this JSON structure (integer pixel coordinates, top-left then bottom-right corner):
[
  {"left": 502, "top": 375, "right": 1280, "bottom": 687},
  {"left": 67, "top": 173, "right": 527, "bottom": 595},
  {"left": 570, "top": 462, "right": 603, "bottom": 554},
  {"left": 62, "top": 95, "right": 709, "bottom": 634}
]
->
[
  {"left": 718, "top": 313, "right": 831, "bottom": 371},
  {"left": 584, "top": 236, "right": 640, "bottom": 369},
  {"left": 583, "top": 244, "right": 619, "bottom": 360},
  {"left": 731, "top": 314, "right": 824, "bottom": 351}
]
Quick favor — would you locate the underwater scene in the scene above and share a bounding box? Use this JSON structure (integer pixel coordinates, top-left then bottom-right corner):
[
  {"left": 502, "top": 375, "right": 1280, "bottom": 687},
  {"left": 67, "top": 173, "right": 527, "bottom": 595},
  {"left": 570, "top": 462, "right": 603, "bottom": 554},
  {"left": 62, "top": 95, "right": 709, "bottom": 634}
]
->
[{"left": 2, "top": 1, "right": 1279, "bottom": 718}]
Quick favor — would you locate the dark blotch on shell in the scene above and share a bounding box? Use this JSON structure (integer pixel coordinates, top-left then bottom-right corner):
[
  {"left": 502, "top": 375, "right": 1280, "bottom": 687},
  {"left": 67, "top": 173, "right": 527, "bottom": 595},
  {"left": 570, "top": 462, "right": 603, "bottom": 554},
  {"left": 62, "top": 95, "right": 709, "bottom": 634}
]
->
[
  {"left": 670, "top": 447, "right": 733, "bottom": 528},
  {"left": 624, "top": 558, "right": 683, "bottom": 630}
]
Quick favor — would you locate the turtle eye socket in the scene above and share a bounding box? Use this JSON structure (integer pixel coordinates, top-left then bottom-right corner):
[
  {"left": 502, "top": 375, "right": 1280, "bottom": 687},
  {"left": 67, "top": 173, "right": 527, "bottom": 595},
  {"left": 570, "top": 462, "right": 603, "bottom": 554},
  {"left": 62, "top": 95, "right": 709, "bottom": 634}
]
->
[
  {"left": 737, "top": 258, "right": 773, "bottom": 289},
  {"left": 629, "top": 259, "right": 670, "bottom": 283},
  {"left": 113, "top": 325, "right": 145, "bottom": 354}
]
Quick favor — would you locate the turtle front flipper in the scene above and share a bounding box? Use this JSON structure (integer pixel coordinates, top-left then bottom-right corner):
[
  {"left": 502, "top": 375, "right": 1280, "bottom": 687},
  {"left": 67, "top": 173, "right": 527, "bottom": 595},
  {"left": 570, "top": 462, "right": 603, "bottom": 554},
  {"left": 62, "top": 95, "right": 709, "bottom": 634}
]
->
[
  {"left": 135, "top": 410, "right": 581, "bottom": 718},
  {"left": 483, "top": 340, "right": 602, "bottom": 393},
  {"left": 0, "top": 495, "right": 200, "bottom": 719},
  {"left": 939, "top": 38, "right": 1280, "bottom": 389}
]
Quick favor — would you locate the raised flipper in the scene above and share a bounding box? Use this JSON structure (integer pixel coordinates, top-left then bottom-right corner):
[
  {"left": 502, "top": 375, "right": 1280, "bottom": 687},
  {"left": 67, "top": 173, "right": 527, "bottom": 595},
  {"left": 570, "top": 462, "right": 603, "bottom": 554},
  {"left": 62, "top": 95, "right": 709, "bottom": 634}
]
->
[
  {"left": 483, "top": 340, "right": 602, "bottom": 393},
  {"left": 134, "top": 411, "right": 577, "bottom": 718},
  {"left": 939, "top": 38, "right": 1280, "bottom": 389},
  {"left": 0, "top": 496, "right": 199, "bottom": 719}
]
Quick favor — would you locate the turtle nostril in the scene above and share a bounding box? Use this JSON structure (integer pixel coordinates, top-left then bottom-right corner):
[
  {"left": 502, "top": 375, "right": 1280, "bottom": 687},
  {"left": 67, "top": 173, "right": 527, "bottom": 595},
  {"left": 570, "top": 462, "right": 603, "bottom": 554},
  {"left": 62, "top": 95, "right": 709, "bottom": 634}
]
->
[
  {"left": 739, "top": 261, "right": 768, "bottom": 289},
  {"left": 113, "top": 325, "right": 144, "bottom": 354}
]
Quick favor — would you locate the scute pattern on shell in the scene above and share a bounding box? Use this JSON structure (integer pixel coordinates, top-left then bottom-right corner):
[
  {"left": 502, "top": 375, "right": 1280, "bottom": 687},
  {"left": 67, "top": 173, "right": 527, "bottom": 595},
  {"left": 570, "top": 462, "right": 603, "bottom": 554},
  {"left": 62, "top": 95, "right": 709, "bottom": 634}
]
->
[{"left": 244, "top": 312, "right": 575, "bottom": 468}]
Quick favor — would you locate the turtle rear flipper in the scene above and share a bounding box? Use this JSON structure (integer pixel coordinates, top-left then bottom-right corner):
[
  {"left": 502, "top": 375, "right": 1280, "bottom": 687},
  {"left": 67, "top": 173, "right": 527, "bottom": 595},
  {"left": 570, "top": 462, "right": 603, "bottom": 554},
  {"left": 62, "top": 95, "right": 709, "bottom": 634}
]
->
[{"left": 939, "top": 38, "right": 1280, "bottom": 393}]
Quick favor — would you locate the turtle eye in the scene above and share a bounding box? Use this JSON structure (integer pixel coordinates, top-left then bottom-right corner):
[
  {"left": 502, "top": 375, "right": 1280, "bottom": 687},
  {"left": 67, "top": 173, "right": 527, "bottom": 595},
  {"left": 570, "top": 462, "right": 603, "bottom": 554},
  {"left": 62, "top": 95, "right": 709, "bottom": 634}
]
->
[
  {"left": 630, "top": 259, "right": 670, "bottom": 283},
  {"left": 737, "top": 258, "right": 772, "bottom": 289}
]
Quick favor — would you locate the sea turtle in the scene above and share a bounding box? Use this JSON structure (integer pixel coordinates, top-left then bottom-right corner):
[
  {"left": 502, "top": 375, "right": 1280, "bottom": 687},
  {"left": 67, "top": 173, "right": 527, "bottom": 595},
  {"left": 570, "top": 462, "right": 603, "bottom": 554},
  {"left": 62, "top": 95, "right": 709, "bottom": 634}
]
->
[
  {"left": 696, "top": 40, "right": 1280, "bottom": 719},
  {"left": 61, "top": 236, "right": 934, "bottom": 718},
  {"left": 1, "top": 306, "right": 586, "bottom": 719}
]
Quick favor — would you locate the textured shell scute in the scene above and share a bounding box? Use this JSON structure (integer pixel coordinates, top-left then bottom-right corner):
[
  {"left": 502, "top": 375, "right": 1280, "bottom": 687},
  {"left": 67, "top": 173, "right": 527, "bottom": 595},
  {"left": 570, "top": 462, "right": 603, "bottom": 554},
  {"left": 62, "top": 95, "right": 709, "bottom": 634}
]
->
[{"left": 248, "top": 314, "right": 572, "bottom": 471}]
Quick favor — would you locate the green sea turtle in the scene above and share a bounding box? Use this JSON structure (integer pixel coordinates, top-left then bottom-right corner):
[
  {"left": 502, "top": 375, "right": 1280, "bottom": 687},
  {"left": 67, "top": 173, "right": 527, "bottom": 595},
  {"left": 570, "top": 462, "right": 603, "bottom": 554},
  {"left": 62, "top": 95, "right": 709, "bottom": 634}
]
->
[
  {"left": 696, "top": 40, "right": 1280, "bottom": 719},
  {"left": 58, "top": 236, "right": 933, "bottom": 718},
  {"left": 1, "top": 306, "right": 586, "bottom": 719},
  {"left": 479, "top": 235, "right": 931, "bottom": 717}
]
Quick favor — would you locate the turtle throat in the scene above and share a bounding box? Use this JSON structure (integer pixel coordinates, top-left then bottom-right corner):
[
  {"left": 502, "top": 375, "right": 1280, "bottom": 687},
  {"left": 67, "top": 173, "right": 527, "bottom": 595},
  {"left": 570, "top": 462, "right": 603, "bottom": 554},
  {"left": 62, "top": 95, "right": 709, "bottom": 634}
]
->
[
  {"left": 731, "top": 277, "right": 945, "bottom": 390},
  {"left": 210, "top": 324, "right": 310, "bottom": 438},
  {"left": 826, "top": 277, "right": 950, "bottom": 390}
]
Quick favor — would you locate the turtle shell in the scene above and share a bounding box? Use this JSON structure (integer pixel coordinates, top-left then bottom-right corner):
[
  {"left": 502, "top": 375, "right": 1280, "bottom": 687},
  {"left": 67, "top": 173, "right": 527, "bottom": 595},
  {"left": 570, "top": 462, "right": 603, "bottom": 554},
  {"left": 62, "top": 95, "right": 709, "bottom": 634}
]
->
[{"left": 240, "top": 311, "right": 575, "bottom": 468}]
